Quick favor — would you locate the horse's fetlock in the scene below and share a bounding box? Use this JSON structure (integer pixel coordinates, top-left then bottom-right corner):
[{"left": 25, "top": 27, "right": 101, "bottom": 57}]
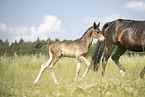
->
[
  {"left": 120, "top": 70, "right": 125, "bottom": 76},
  {"left": 112, "top": 56, "right": 119, "bottom": 62},
  {"left": 87, "top": 63, "right": 91, "bottom": 68},
  {"left": 41, "top": 64, "right": 45, "bottom": 70},
  {"left": 41, "top": 64, "right": 44, "bottom": 67},
  {"left": 49, "top": 65, "right": 53, "bottom": 69}
]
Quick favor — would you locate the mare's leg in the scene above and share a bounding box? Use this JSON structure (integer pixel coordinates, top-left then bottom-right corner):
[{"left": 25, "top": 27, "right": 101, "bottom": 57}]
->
[
  {"left": 34, "top": 56, "right": 52, "bottom": 84},
  {"left": 111, "top": 43, "right": 126, "bottom": 76},
  {"left": 77, "top": 56, "right": 91, "bottom": 80},
  {"left": 74, "top": 60, "right": 81, "bottom": 82},
  {"left": 102, "top": 45, "right": 115, "bottom": 76},
  {"left": 140, "top": 66, "right": 145, "bottom": 79}
]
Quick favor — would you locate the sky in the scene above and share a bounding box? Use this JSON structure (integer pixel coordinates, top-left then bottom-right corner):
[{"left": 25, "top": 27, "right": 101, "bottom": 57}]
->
[{"left": 0, "top": 0, "right": 145, "bottom": 44}]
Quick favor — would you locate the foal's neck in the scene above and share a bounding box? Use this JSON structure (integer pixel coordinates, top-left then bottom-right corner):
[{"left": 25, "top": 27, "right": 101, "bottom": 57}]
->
[{"left": 81, "top": 29, "right": 93, "bottom": 48}]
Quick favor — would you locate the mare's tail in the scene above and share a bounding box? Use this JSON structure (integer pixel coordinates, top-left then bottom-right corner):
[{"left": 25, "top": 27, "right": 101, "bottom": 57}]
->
[
  {"left": 92, "top": 22, "right": 110, "bottom": 71},
  {"left": 92, "top": 41, "right": 105, "bottom": 71},
  {"left": 34, "top": 41, "right": 50, "bottom": 49}
]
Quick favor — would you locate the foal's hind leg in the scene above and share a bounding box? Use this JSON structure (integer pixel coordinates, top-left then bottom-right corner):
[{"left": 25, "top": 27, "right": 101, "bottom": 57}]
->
[
  {"left": 34, "top": 56, "right": 52, "bottom": 84},
  {"left": 48, "top": 57, "right": 60, "bottom": 84},
  {"left": 111, "top": 43, "right": 126, "bottom": 76}
]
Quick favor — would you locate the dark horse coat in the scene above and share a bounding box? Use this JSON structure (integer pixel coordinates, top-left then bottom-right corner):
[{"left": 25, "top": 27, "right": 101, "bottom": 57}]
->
[{"left": 92, "top": 19, "right": 145, "bottom": 78}]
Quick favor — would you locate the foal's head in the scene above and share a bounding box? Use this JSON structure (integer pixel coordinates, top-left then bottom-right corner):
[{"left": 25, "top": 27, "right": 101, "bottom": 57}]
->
[{"left": 91, "top": 22, "right": 105, "bottom": 41}]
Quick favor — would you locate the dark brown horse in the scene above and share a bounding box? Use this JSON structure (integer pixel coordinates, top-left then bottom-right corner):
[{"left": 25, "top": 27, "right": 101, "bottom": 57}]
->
[{"left": 92, "top": 19, "right": 145, "bottom": 78}]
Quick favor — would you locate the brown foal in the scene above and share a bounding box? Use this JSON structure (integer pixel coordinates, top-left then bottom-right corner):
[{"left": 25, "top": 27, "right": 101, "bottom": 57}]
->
[{"left": 34, "top": 22, "right": 105, "bottom": 84}]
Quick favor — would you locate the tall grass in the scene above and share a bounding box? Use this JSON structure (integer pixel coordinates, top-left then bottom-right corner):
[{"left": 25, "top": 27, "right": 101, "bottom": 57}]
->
[{"left": 0, "top": 54, "right": 145, "bottom": 97}]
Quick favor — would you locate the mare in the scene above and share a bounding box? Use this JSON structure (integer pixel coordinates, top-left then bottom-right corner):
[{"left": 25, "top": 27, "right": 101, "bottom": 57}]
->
[
  {"left": 34, "top": 22, "right": 105, "bottom": 84},
  {"left": 92, "top": 19, "right": 145, "bottom": 78}
]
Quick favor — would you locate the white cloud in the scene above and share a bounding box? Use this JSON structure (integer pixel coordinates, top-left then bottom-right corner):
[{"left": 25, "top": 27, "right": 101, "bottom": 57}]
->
[
  {"left": 83, "top": 14, "right": 127, "bottom": 28},
  {"left": 20, "top": 15, "right": 64, "bottom": 42},
  {"left": 0, "top": 15, "right": 65, "bottom": 43},
  {"left": 0, "top": 24, "right": 7, "bottom": 31},
  {"left": 126, "top": 1, "right": 145, "bottom": 11},
  {"left": 37, "top": 15, "right": 61, "bottom": 34}
]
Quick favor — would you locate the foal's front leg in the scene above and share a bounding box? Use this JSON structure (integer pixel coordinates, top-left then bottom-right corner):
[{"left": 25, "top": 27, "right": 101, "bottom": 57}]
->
[
  {"left": 74, "top": 60, "right": 81, "bottom": 82},
  {"left": 77, "top": 56, "right": 91, "bottom": 81}
]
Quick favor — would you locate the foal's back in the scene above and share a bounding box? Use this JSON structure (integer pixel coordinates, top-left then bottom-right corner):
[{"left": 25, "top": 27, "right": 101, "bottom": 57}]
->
[{"left": 49, "top": 39, "right": 88, "bottom": 57}]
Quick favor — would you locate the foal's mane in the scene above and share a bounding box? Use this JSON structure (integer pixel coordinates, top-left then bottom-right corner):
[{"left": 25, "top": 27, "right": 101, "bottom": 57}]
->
[{"left": 80, "top": 26, "right": 93, "bottom": 39}]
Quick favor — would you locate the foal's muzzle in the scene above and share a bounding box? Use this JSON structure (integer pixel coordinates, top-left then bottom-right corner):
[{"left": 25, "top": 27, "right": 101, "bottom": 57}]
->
[{"left": 99, "top": 37, "right": 105, "bottom": 42}]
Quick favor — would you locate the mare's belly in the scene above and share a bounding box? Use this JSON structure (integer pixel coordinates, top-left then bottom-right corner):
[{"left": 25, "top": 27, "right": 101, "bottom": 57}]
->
[{"left": 120, "top": 41, "right": 144, "bottom": 52}]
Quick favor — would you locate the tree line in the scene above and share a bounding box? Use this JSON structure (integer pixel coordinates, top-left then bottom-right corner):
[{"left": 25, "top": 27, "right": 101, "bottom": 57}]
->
[
  {"left": 0, "top": 38, "right": 96, "bottom": 57},
  {"left": 0, "top": 38, "right": 144, "bottom": 57},
  {"left": 0, "top": 38, "right": 57, "bottom": 56}
]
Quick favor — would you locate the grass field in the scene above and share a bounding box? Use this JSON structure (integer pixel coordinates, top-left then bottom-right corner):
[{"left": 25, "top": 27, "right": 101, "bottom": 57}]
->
[{"left": 0, "top": 54, "right": 145, "bottom": 97}]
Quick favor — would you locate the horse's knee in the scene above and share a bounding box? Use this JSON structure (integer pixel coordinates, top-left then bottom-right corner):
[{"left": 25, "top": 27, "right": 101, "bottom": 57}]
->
[
  {"left": 76, "top": 63, "right": 81, "bottom": 71},
  {"left": 111, "top": 55, "right": 119, "bottom": 62},
  {"left": 41, "top": 64, "right": 46, "bottom": 70},
  {"left": 102, "top": 60, "right": 107, "bottom": 68},
  {"left": 48, "top": 65, "right": 53, "bottom": 69},
  {"left": 87, "top": 63, "right": 91, "bottom": 69}
]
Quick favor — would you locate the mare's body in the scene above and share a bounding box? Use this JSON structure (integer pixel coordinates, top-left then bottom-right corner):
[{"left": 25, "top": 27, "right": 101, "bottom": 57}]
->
[{"left": 92, "top": 19, "right": 145, "bottom": 78}]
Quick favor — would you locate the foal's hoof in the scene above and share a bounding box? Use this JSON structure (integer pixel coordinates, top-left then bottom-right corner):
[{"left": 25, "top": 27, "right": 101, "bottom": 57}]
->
[
  {"left": 34, "top": 79, "right": 38, "bottom": 84},
  {"left": 55, "top": 82, "right": 60, "bottom": 85},
  {"left": 74, "top": 79, "right": 77, "bottom": 82},
  {"left": 54, "top": 79, "right": 59, "bottom": 84},
  {"left": 80, "top": 78, "right": 84, "bottom": 81}
]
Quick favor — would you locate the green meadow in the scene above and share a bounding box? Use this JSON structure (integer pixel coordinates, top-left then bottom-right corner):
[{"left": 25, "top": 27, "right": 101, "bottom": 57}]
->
[{"left": 0, "top": 54, "right": 145, "bottom": 97}]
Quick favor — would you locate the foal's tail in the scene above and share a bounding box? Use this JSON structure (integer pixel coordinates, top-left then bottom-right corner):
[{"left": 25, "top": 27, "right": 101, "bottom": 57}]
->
[
  {"left": 34, "top": 41, "right": 50, "bottom": 49},
  {"left": 92, "top": 41, "right": 105, "bottom": 71}
]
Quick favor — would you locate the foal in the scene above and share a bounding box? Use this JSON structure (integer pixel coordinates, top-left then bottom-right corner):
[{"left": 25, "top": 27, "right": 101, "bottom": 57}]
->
[{"left": 34, "top": 22, "right": 105, "bottom": 84}]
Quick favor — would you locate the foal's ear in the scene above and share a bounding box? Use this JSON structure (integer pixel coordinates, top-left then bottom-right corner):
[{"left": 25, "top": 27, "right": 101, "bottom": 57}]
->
[
  {"left": 97, "top": 22, "right": 100, "bottom": 27},
  {"left": 93, "top": 22, "right": 97, "bottom": 28}
]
